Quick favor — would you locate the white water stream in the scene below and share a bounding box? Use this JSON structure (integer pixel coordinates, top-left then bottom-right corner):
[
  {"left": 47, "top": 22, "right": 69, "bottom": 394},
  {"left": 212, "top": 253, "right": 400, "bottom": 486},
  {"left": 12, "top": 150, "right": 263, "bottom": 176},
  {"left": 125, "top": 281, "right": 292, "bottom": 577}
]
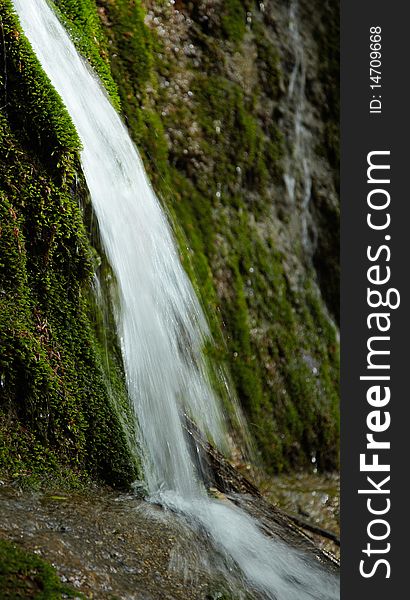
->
[
  {"left": 12, "top": 1, "right": 339, "bottom": 597},
  {"left": 283, "top": 0, "right": 312, "bottom": 250}
]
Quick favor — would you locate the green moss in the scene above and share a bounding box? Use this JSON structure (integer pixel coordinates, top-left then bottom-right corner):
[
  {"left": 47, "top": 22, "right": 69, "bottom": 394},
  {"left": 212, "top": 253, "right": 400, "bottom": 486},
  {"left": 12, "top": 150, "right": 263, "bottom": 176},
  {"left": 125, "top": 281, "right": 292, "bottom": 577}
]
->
[
  {"left": 220, "top": 0, "right": 247, "bottom": 44},
  {"left": 212, "top": 200, "right": 339, "bottom": 471},
  {"left": 87, "top": 0, "right": 338, "bottom": 471},
  {"left": 54, "top": 0, "right": 121, "bottom": 108},
  {"left": 0, "top": 539, "right": 83, "bottom": 598},
  {"left": 96, "top": 0, "right": 153, "bottom": 91},
  {"left": 0, "top": 0, "right": 138, "bottom": 486},
  {"left": 187, "top": 0, "right": 249, "bottom": 45},
  {"left": 253, "top": 20, "right": 281, "bottom": 100}
]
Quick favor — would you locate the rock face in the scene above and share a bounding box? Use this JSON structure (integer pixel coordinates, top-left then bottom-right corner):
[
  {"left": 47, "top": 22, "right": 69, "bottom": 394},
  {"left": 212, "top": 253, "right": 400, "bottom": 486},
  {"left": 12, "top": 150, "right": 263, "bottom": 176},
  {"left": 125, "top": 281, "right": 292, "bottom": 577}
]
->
[{"left": 0, "top": 0, "right": 339, "bottom": 484}]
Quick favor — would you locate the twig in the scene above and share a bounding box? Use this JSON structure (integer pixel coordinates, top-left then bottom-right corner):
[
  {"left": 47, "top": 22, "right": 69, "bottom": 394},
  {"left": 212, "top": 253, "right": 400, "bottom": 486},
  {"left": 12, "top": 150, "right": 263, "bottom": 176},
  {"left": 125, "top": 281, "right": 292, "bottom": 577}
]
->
[{"left": 276, "top": 510, "right": 340, "bottom": 546}]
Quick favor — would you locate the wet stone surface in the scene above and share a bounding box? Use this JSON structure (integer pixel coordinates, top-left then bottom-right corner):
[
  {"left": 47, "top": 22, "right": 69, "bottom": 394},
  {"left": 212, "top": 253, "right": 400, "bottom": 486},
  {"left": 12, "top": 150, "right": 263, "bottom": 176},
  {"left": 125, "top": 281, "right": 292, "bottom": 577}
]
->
[
  {"left": 258, "top": 472, "right": 340, "bottom": 558},
  {"left": 0, "top": 484, "right": 259, "bottom": 599}
]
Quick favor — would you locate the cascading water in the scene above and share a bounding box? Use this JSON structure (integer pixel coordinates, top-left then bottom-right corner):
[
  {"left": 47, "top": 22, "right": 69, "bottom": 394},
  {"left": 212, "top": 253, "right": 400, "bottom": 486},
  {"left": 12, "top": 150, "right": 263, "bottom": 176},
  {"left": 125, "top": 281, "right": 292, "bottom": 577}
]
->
[
  {"left": 12, "top": 1, "right": 339, "bottom": 597},
  {"left": 12, "top": 0, "right": 226, "bottom": 498},
  {"left": 283, "top": 0, "right": 312, "bottom": 250}
]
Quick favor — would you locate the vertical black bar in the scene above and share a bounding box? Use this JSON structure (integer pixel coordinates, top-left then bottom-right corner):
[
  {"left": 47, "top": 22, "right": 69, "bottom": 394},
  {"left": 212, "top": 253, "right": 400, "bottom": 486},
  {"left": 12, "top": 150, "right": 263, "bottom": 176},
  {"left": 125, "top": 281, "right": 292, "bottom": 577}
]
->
[{"left": 341, "top": 1, "right": 410, "bottom": 597}]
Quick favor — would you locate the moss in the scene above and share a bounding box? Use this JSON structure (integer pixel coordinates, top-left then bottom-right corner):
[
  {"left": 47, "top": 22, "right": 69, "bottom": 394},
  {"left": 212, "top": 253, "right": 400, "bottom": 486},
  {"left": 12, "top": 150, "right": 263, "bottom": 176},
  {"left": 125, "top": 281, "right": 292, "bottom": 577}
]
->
[
  {"left": 212, "top": 201, "right": 339, "bottom": 471},
  {"left": 0, "top": 0, "right": 138, "bottom": 486},
  {"left": 0, "top": 9, "right": 79, "bottom": 173},
  {"left": 96, "top": 0, "right": 152, "bottom": 90},
  {"left": 53, "top": 0, "right": 121, "bottom": 108},
  {"left": 0, "top": 539, "right": 83, "bottom": 598},
  {"left": 188, "top": 74, "right": 272, "bottom": 197},
  {"left": 90, "top": 0, "right": 338, "bottom": 471},
  {"left": 253, "top": 19, "right": 281, "bottom": 101},
  {"left": 220, "top": 0, "right": 247, "bottom": 44},
  {"left": 186, "top": 0, "right": 249, "bottom": 45}
]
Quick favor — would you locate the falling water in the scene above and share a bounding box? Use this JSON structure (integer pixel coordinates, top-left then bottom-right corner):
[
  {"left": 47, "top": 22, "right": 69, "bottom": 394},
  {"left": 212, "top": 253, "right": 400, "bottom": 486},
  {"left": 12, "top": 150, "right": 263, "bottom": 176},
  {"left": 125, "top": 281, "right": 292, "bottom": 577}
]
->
[
  {"left": 12, "top": 0, "right": 226, "bottom": 498},
  {"left": 12, "top": 1, "right": 339, "bottom": 597},
  {"left": 283, "top": 0, "right": 312, "bottom": 249}
]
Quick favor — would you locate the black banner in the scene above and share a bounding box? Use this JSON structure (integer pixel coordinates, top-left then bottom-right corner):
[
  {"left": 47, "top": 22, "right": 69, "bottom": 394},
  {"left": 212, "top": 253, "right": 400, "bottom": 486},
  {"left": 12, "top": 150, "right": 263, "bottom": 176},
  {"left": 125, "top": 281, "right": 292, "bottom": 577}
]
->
[{"left": 341, "top": 0, "right": 410, "bottom": 596}]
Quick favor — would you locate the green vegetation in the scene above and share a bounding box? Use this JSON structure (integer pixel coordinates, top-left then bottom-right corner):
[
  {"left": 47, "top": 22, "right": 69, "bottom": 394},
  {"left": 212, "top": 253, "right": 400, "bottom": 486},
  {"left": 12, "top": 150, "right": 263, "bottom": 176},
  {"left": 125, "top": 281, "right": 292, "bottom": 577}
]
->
[
  {"left": 95, "top": 0, "right": 338, "bottom": 471},
  {"left": 220, "top": 0, "right": 247, "bottom": 44},
  {"left": 0, "top": 0, "right": 138, "bottom": 487},
  {"left": 0, "top": 539, "right": 83, "bottom": 598}
]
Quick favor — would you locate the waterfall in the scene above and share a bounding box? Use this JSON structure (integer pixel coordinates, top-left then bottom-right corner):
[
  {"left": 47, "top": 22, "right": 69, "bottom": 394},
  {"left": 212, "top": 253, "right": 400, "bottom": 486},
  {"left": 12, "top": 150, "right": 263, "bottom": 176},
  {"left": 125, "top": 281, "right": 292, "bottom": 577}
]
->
[
  {"left": 12, "top": 0, "right": 226, "bottom": 498},
  {"left": 283, "top": 0, "right": 312, "bottom": 250},
  {"left": 12, "top": 1, "right": 339, "bottom": 597}
]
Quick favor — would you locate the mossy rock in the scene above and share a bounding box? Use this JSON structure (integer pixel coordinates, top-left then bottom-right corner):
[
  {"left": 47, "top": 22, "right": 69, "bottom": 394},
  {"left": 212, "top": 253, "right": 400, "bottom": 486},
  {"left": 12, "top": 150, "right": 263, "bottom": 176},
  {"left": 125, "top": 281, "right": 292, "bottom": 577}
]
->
[
  {"left": 0, "top": 539, "right": 83, "bottom": 599},
  {"left": 0, "top": 0, "right": 138, "bottom": 487}
]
